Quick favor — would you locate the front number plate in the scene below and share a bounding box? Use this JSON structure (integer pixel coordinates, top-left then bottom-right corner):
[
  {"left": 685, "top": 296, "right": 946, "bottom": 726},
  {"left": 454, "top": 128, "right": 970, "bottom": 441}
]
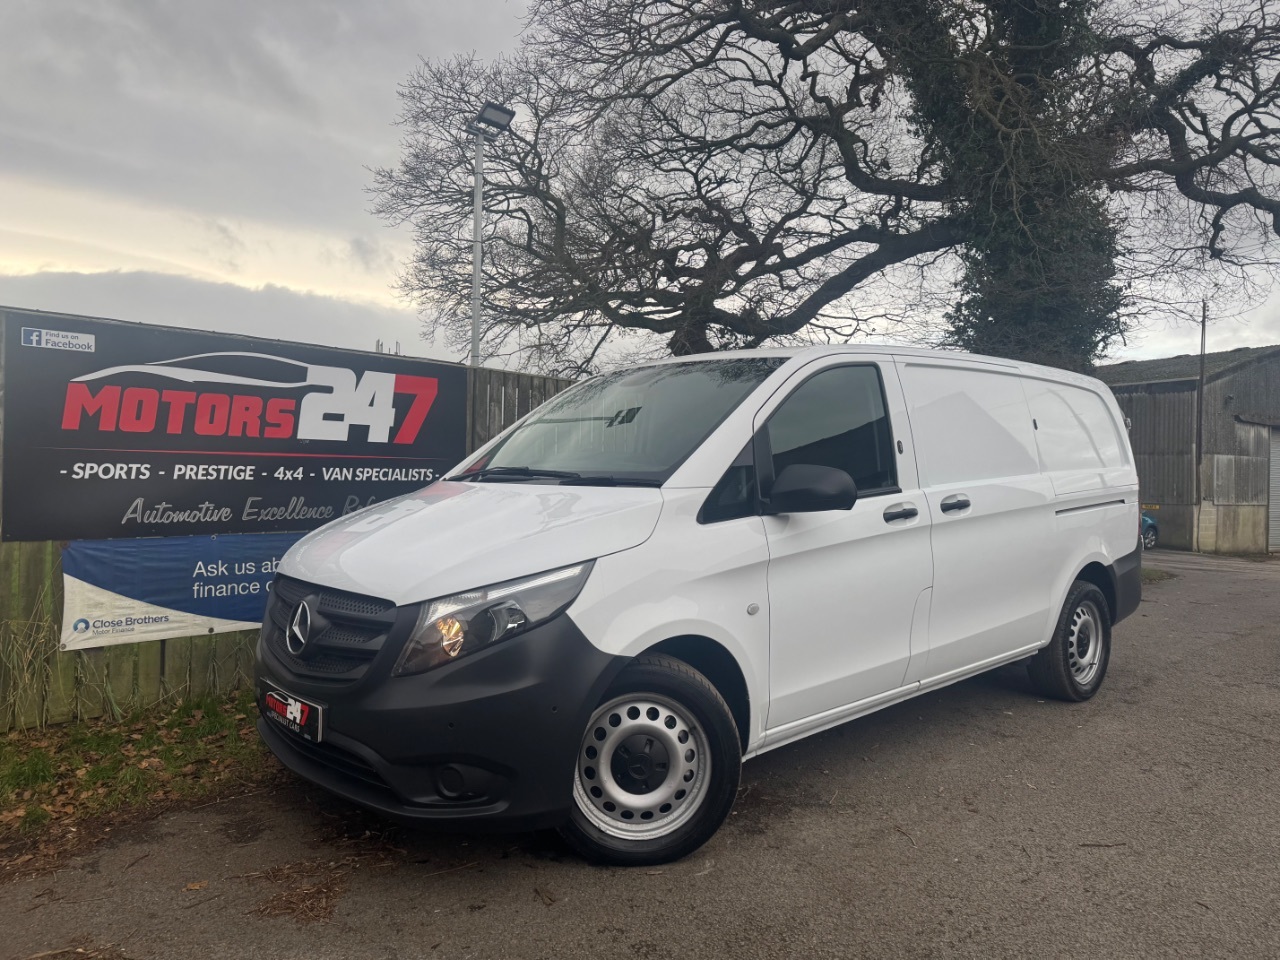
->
[{"left": 261, "top": 686, "right": 324, "bottom": 743}]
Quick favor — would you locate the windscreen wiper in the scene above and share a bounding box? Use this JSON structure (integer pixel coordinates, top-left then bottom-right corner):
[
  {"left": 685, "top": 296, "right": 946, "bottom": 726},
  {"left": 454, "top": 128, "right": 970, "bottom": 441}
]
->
[
  {"left": 450, "top": 466, "right": 583, "bottom": 482},
  {"left": 558, "top": 476, "right": 663, "bottom": 487}
]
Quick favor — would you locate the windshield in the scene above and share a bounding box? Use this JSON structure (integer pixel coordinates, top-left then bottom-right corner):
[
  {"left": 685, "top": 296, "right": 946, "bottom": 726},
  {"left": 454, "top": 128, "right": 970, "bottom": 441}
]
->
[{"left": 453, "top": 357, "right": 785, "bottom": 484}]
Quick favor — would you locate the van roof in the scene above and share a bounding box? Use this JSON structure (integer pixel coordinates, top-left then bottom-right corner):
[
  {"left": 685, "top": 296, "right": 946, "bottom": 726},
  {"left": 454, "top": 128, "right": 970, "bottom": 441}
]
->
[
  {"left": 629, "top": 344, "right": 1109, "bottom": 389},
  {"left": 635, "top": 344, "right": 994, "bottom": 364}
]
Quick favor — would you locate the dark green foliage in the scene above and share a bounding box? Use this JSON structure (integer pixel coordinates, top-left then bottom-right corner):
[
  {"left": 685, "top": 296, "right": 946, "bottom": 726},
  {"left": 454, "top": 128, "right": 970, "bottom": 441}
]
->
[
  {"left": 947, "top": 194, "right": 1127, "bottom": 370},
  {"left": 894, "top": 0, "right": 1127, "bottom": 368}
]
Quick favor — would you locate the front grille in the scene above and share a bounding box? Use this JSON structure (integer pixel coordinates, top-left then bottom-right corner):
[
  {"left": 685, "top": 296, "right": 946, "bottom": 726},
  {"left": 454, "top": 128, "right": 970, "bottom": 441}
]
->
[
  {"left": 315, "top": 624, "right": 383, "bottom": 649},
  {"left": 272, "top": 576, "right": 396, "bottom": 619},
  {"left": 266, "top": 631, "right": 366, "bottom": 677},
  {"left": 265, "top": 575, "right": 399, "bottom": 683},
  {"left": 316, "top": 592, "right": 395, "bottom": 618}
]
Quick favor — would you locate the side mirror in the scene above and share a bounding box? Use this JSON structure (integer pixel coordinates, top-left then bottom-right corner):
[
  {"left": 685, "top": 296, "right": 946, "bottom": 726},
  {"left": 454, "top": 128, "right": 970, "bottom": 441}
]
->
[{"left": 767, "top": 464, "right": 857, "bottom": 514}]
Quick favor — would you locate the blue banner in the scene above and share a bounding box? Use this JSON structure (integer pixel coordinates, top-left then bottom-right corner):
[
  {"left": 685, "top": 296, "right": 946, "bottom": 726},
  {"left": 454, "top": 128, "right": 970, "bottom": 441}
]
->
[{"left": 61, "top": 532, "right": 305, "bottom": 648}]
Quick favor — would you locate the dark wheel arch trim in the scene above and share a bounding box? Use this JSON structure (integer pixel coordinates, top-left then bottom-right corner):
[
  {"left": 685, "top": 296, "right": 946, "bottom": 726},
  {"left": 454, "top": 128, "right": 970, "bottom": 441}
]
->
[{"left": 1073, "top": 546, "right": 1142, "bottom": 627}]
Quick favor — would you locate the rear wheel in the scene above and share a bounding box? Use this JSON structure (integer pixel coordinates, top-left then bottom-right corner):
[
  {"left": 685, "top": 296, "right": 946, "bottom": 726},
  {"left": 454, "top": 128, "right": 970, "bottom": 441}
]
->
[
  {"left": 1142, "top": 527, "right": 1158, "bottom": 550},
  {"left": 559, "top": 655, "right": 741, "bottom": 866},
  {"left": 1028, "top": 581, "right": 1111, "bottom": 701}
]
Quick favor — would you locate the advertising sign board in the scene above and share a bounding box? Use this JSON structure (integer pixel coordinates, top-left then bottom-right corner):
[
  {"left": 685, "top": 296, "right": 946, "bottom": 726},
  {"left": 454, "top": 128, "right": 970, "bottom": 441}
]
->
[
  {"left": 60, "top": 533, "right": 304, "bottom": 649},
  {"left": 1, "top": 309, "right": 468, "bottom": 541}
]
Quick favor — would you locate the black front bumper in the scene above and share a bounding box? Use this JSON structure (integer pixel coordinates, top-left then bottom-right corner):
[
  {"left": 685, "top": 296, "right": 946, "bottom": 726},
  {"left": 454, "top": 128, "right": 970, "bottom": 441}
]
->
[{"left": 255, "top": 608, "right": 628, "bottom": 832}]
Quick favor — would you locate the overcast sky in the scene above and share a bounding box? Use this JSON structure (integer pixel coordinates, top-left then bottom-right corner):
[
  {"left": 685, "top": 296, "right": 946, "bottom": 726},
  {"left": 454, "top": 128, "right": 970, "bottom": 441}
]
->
[
  {"left": 0, "top": 0, "right": 528, "bottom": 360},
  {"left": 0, "top": 0, "right": 1275, "bottom": 365}
]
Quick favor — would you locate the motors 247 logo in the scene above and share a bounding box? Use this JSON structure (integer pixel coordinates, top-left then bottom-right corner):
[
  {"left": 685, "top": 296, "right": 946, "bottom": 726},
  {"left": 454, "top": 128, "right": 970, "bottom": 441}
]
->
[{"left": 58, "top": 352, "right": 439, "bottom": 445}]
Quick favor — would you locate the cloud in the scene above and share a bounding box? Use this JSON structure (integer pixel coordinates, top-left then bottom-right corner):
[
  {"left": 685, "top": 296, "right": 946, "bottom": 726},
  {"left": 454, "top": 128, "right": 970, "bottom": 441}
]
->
[
  {"left": 194, "top": 218, "right": 247, "bottom": 273},
  {"left": 0, "top": 2, "right": 525, "bottom": 364},
  {"left": 1106, "top": 290, "right": 1280, "bottom": 361},
  {"left": 0, "top": 269, "right": 451, "bottom": 360},
  {"left": 342, "top": 236, "right": 397, "bottom": 275},
  {"left": 0, "top": 0, "right": 529, "bottom": 235}
]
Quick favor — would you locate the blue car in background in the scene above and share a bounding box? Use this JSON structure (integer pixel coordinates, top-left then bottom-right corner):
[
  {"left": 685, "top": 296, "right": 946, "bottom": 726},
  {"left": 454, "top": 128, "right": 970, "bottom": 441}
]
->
[{"left": 1141, "top": 511, "right": 1159, "bottom": 550}]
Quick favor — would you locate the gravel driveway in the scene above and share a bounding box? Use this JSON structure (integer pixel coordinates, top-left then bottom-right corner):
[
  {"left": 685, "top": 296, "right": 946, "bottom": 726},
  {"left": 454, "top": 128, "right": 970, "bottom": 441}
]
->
[{"left": 4, "top": 550, "right": 1277, "bottom": 959}]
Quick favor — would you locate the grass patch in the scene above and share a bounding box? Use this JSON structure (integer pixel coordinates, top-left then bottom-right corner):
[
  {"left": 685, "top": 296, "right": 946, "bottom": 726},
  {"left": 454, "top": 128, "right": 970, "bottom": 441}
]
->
[
  {"left": 1142, "top": 567, "right": 1176, "bottom": 584},
  {"left": 0, "top": 689, "right": 280, "bottom": 872}
]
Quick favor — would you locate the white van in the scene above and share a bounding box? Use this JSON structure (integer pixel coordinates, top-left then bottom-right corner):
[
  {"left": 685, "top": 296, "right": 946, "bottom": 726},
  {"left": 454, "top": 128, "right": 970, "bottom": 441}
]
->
[{"left": 256, "top": 347, "right": 1141, "bottom": 865}]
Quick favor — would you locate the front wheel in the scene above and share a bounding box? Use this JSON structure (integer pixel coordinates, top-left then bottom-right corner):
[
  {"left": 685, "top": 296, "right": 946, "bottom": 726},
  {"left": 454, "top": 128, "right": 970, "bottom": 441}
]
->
[
  {"left": 1027, "top": 581, "right": 1111, "bottom": 701},
  {"left": 558, "top": 655, "right": 741, "bottom": 866},
  {"left": 1142, "top": 527, "right": 1158, "bottom": 550}
]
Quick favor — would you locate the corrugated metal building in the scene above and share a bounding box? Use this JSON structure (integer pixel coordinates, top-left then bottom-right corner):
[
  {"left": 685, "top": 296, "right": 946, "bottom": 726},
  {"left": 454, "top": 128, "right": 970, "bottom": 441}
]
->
[{"left": 1096, "top": 345, "right": 1280, "bottom": 553}]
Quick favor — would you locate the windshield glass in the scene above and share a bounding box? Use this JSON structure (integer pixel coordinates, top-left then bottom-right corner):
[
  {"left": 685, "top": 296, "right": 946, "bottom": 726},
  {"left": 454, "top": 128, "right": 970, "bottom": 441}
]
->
[{"left": 453, "top": 357, "right": 785, "bottom": 484}]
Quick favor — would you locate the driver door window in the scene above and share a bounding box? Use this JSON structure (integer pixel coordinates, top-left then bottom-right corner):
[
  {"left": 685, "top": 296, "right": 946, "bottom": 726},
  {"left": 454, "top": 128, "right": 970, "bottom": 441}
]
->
[{"left": 765, "top": 365, "right": 897, "bottom": 495}]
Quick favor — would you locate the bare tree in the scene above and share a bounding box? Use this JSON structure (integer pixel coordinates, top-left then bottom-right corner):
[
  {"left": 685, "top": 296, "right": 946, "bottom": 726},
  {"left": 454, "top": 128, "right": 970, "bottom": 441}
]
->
[{"left": 373, "top": 0, "right": 1280, "bottom": 374}]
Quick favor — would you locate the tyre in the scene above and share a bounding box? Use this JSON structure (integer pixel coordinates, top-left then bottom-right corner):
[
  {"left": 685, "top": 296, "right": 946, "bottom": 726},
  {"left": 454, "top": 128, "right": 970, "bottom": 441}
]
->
[
  {"left": 559, "top": 654, "right": 741, "bottom": 866},
  {"left": 1142, "top": 527, "right": 1158, "bottom": 550},
  {"left": 1027, "top": 581, "right": 1111, "bottom": 701}
]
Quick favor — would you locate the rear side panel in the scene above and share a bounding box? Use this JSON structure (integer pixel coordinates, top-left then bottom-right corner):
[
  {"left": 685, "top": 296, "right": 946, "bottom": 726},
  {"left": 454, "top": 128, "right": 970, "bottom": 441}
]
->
[
  {"left": 1020, "top": 369, "right": 1141, "bottom": 624},
  {"left": 1022, "top": 377, "right": 1135, "bottom": 497}
]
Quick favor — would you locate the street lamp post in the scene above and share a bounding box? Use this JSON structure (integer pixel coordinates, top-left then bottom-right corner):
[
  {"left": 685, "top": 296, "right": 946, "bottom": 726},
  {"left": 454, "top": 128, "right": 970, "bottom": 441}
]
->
[{"left": 466, "top": 101, "right": 516, "bottom": 368}]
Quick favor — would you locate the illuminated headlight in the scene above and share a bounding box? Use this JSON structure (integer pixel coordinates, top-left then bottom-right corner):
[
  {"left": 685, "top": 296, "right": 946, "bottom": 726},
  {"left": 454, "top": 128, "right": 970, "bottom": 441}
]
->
[{"left": 392, "top": 562, "right": 594, "bottom": 677}]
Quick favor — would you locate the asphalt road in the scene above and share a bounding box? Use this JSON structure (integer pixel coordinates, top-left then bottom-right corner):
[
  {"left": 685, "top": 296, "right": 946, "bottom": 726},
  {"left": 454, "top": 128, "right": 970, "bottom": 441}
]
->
[{"left": 4, "top": 550, "right": 1278, "bottom": 960}]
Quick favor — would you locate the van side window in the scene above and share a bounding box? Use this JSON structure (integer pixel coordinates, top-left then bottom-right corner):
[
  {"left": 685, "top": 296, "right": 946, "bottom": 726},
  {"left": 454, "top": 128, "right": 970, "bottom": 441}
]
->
[{"left": 767, "top": 365, "right": 897, "bottom": 494}]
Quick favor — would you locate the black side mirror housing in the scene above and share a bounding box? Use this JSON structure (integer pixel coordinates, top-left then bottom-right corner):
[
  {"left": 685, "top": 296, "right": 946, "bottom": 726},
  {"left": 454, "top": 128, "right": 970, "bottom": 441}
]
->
[{"left": 767, "top": 464, "right": 858, "bottom": 514}]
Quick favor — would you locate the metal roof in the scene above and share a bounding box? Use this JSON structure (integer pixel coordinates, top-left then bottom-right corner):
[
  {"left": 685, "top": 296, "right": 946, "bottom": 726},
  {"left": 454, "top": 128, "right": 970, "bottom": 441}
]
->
[{"left": 1095, "top": 345, "right": 1280, "bottom": 386}]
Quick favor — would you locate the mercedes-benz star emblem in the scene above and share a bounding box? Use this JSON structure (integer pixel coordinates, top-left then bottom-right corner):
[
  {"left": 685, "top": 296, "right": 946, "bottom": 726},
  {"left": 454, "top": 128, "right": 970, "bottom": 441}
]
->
[{"left": 287, "top": 601, "right": 312, "bottom": 656}]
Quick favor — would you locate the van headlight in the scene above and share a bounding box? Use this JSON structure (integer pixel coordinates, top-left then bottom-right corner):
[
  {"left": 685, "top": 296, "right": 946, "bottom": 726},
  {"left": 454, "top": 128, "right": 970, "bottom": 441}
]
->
[{"left": 392, "top": 562, "right": 594, "bottom": 677}]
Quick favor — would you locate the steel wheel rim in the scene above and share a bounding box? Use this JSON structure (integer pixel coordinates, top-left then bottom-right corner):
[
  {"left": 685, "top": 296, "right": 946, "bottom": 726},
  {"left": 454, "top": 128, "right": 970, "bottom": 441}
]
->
[
  {"left": 572, "top": 693, "right": 710, "bottom": 840},
  {"left": 1067, "top": 599, "right": 1104, "bottom": 686}
]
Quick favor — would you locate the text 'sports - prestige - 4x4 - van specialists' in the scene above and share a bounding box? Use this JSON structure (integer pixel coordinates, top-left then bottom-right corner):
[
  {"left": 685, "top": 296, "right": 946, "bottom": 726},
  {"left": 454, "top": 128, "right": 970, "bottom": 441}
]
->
[{"left": 255, "top": 346, "right": 1141, "bottom": 866}]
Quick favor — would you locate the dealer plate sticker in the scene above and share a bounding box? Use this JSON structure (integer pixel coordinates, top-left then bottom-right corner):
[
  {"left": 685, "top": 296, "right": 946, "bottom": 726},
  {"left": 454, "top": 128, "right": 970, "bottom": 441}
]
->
[{"left": 262, "top": 687, "right": 324, "bottom": 743}]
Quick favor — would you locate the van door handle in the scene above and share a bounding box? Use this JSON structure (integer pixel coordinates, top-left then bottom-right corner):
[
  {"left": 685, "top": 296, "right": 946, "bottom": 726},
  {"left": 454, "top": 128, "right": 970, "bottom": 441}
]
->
[
  {"left": 883, "top": 505, "right": 919, "bottom": 523},
  {"left": 940, "top": 496, "right": 971, "bottom": 513}
]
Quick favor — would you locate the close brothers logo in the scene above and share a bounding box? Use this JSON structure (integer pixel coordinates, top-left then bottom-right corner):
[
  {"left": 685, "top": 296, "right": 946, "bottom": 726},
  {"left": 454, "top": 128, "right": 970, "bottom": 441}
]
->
[
  {"left": 71, "top": 614, "right": 172, "bottom": 635},
  {"left": 59, "top": 352, "right": 439, "bottom": 445}
]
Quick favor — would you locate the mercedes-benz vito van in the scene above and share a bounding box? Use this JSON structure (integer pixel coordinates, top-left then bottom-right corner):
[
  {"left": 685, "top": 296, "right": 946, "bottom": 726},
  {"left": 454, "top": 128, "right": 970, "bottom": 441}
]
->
[{"left": 256, "top": 347, "right": 1140, "bottom": 865}]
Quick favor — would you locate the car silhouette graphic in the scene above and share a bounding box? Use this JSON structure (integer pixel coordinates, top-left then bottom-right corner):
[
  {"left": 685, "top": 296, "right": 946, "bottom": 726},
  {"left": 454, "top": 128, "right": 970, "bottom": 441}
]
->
[{"left": 73, "top": 352, "right": 314, "bottom": 389}]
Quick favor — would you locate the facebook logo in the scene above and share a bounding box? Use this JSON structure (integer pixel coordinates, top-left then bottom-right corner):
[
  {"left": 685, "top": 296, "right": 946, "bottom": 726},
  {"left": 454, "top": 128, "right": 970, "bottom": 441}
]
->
[{"left": 20, "top": 327, "right": 95, "bottom": 352}]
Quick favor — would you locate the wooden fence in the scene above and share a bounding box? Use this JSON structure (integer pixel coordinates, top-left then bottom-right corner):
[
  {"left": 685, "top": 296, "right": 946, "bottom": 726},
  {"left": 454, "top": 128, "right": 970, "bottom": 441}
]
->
[
  {"left": 468, "top": 367, "right": 569, "bottom": 452},
  {"left": 0, "top": 364, "right": 570, "bottom": 732}
]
